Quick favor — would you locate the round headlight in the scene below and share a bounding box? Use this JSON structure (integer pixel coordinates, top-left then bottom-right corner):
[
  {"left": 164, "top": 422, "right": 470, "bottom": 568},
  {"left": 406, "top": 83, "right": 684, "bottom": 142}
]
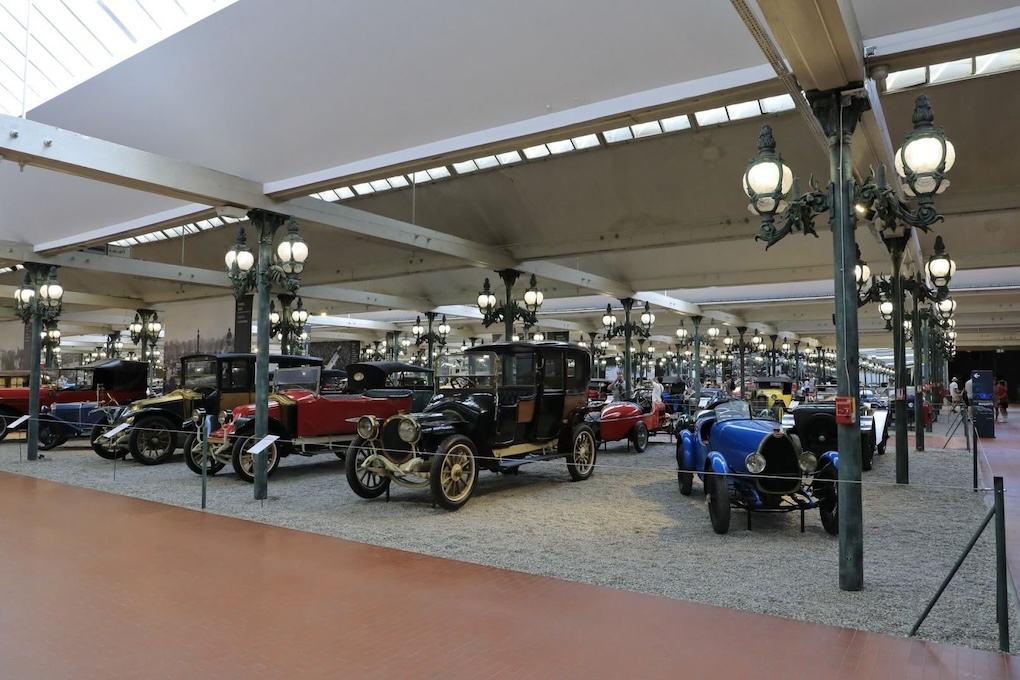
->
[
  {"left": 191, "top": 409, "right": 205, "bottom": 425},
  {"left": 745, "top": 452, "right": 767, "bottom": 474},
  {"left": 357, "top": 416, "right": 379, "bottom": 440},
  {"left": 799, "top": 452, "right": 818, "bottom": 473},
  {"left": 220, "top": 410, "right": 233, "bottom": 425},
  {"left": 397, "top": 417, "right": 421, "bottom": 444}
]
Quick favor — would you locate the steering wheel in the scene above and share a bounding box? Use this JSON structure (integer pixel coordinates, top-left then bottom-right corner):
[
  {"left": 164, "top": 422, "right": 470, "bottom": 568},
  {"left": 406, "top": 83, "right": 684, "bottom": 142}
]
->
[{"left": 450, "top": 376, "right": 475, "bottom": 388}]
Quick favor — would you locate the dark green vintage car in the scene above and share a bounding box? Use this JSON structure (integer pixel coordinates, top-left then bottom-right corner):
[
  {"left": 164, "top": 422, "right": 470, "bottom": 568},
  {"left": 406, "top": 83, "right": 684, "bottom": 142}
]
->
[
  {"left": 94, "top": 353, "right": 321, "bottom": 465},
  {"left": 345, "top": 341, "right": 597, "bottom": 510}
]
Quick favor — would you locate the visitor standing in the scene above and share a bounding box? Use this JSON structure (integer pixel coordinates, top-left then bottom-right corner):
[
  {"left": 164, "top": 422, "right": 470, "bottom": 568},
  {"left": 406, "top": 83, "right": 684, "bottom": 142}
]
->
[
  {"left": 651, "top": 375, "right": 664, "bottom": 404},
  {"left": 995, "top": 380, "right": 1009, "bottom": 422},
  {"left": 611, "top": 373, "right": 625, "bottom": 402},
  {"left": 949, "top": 377, "right": 960, "bottom": 413}
]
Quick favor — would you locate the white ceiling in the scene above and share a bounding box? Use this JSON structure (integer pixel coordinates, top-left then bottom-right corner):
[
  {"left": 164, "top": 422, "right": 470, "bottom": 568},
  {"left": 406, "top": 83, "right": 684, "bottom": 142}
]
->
[{"left": 1, "top": 0, "right": 1019, "bottom": 354}]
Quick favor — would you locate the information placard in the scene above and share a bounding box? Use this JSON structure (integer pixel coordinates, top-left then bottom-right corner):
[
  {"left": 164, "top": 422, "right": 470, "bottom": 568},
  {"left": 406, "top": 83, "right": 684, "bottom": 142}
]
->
[
  {"left": 245, "top": 435, "right": 279, "bottom": 456},
  {"left": 101, "top": 422, "right": 131, "bottom": 439}
]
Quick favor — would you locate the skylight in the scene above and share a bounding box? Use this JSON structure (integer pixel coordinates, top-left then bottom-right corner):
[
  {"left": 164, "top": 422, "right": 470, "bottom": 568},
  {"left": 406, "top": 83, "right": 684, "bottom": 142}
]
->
[
  {"left": 0, "top": 0, "right": 239, "bottom": 116},
  {"left": 885, "top": 48, "right": 1020, "bottom": 93}
]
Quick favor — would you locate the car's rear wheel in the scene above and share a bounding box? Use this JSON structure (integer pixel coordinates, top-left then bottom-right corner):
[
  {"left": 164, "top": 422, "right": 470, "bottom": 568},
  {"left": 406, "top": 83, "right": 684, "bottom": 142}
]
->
[
  {"left": 630, "top": 421, "right": 649, "bottom": 452},
  {"left": 231, "top": 435, "right": 281, "bottom": 483},
  {"left": 128, "top": 417, "right": 177, "bottom": 465},
  {"left": 429, "top": 435, "right": 478, "bottom": 511},
  {"left": 816, "top": 466, "right": 839, "bottom": 536},
  {"left": 566, "top": 424, "right": 597, "bottom": 481},
  {"left": 183, "top": 433, "right": 225, "bottom": 475},
  {"left": 0, "top": 411, "right": 16, "bottom": 442},
  {"left": 90, "top": 419, "right": 125, "bottom": 460},
  {"left": 707, "top": 471, "right": 731, "bottom": 534},
  {"left": 345, "top": 437, "right": 389, "bottom": 499},
  {"left": 38, "top": 421, "right": 69, "bottom": 451}
]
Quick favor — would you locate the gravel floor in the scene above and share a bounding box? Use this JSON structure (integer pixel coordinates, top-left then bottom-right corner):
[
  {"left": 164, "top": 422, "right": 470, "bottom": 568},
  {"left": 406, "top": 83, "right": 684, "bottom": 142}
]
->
[{"left": 1, "top": 419, "right": 1016, "bottom": 653}]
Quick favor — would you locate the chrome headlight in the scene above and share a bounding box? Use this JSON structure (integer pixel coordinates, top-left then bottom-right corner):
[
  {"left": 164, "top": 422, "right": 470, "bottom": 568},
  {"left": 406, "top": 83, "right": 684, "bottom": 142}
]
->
[
  {"left": 745, "top": 452, "right": 766, "bottom": 474},
  {"left": 191, "top": 409, "right": 206, "bottom": 425},
  {"left": 357, "top": 415, "right": 379, "bottom": 440},
  {"left": 397, "top": 417, "right": 421, "bottom": 444},
  {"left": 220, "top": 410, "right": 233, "bottom": 425},
  {"left": 799, "top": 452, "right": 818, "bottom": 473}
]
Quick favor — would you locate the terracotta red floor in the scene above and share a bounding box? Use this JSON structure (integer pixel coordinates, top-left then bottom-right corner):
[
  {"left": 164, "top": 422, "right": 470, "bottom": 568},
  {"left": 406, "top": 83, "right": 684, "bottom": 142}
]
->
[{"left": 2, "top": 419, "right": 1020, "bottom": 679}]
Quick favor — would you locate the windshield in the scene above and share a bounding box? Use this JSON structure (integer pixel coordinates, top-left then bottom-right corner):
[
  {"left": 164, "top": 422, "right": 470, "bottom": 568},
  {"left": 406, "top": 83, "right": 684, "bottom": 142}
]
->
[
  {"left": 713, "top": 399, "right": 752, "bottom": 422},
  {"left": 274, "top": 366, "right": 320, "bottom": 392},
  {"left": 182, "top": 358, "right": 217, "bottom": 389},
  {"left": 440, "top": 351, "right": 496, "bottom": 389}
]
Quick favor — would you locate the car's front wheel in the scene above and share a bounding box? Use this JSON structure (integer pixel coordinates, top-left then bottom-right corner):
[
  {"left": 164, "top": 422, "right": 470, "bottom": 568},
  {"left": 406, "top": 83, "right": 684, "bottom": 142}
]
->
[
  {"left": 429, "top": 435, "right": 478, "bottom": 511},
  {"left": 816, "top": 466, "right": 839, "bottom": 536},
  {"left": 707, "top": 471, "right": 731, "bottom": 534},
  {"left": 38, "top": 421, "right": 69, "bottom": 451},
  {"left": 231, "top": 435, "right": 281, "bottom": 483},
  {"left": 183, "top": 433, "right": 225, "bottom": 475},
  {"left": 128, "top": 417, "right": 178, "bottom": 465},
  {"left": 566, "top": 424, "right": 597, "bottom": 481},
  {"left": 90, "top": 419, "right": 125, "bottom": 460},
  {"left": 345, "top": 437, "right": 389, "bottom": 499},
  {"left": 630, "top": 421, "right": 649, "bottom": 452}
]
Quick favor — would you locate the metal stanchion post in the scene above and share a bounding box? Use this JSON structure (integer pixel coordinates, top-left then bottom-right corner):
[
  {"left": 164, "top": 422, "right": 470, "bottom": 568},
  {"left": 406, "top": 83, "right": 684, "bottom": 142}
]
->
[
  {"left": 201, "top": 415, "right": 212, "bottom": 510},
  {"left": 994, "top": 476, "right": 1009, "bottom": 653}
]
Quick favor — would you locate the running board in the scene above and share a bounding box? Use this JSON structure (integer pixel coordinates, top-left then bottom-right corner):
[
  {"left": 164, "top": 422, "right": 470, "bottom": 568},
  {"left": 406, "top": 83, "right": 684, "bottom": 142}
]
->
[{"left": 496, "top": 453, "right": 565, "bottom": 470}]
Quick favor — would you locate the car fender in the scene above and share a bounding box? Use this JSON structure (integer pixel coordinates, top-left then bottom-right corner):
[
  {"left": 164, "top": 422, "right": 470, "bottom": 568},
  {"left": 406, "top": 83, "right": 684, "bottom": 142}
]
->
[
  {"left": 679, "top": 430, "right": 698, "bottom": 473},
  {"left": 230, "top": 416, "right": 288, "bottom": 440},
  {"left": 818, "top": 450, "right": 839, "bottom": 472},
  {"left": 706, "top": 451, "right": 729, "bottom": 476},
  {"left": 37, "top": 411, "right": 75, "bottom": 434}
]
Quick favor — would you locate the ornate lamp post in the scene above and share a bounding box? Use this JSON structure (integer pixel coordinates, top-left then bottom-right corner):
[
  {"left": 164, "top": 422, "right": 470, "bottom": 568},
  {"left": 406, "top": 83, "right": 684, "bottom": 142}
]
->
[
  {"left": 106, "top": 331, "right": 124, "bottom": 358},
  {"left": 478, "top": 270, "right": 544, "bottom": 340},
  {"left": 603, "top": 299, "right": 654, "bottom": 394},
  {"left": 225, "top": 210, "right": 307, "bottom": 500},
  {"left": 14, "top": 265, "right": 63, "bottom": 461},
  {"left": 412, "top": 313, "right": 450, "bottom": 384},
  {"left": 744, "top": 92, "right": 954, "bottom": 591},
  {"left": 129, "top": 309, "right": 162, "bottom": 380},
  {"left": 41, "top": 320, "right": 60, "bottom": 369},
  {"left": 269, "top": 295, "right": 308, "bottom": 355}
]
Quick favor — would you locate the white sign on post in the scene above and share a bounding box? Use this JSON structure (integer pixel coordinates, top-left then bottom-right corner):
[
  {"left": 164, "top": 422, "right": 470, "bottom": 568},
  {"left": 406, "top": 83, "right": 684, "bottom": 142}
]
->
[
  {"left": 101, "top": 422, "right": 131, "bottom": 439},
  {"left": 9, "top": 415, "right": 29, "bottom": 429},
  {"left": 698, "top": 398, "right": 709, "bottom": 409},
  {"left": 245, "top": 435, "right": 279, "bottom": 456}
]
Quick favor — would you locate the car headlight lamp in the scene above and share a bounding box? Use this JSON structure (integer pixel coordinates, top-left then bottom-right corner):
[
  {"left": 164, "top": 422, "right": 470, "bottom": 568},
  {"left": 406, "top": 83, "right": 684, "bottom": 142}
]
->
[
  {"left": 397, "top": 417, "right": 421, "bottom": 444},
  {"left": 220, "top": 410, "right": 233, "bottom": 425},
  {"left": 357, "top": 415, "right": 379, "bottom": 440},
  {"left": 799, "top": 452, "right": 818, "bottom": 473},
  {"left": 191, "top": 409, "right": 206, "bottom": 425},
  {"left": 745, "top": 452, "right": 767, "bottom": 474}
]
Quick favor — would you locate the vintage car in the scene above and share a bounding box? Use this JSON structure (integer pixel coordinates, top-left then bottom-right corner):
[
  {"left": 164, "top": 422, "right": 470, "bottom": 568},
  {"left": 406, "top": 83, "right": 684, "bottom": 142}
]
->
[
  {"left": 96, "top": 353, "right": 322, "bottom": 465},
  {"left": 345, "top": 341, "right": 597, "bottom": 510},
  {"left": 193, "top": 361, "right": 433, "bottom": 482},
  {"left": 749, "top": 376, "right": 793, "bottom": 418},
  {"left": 780, "top": 400, "right": 880, "bottom": 471},
  {"left": 587, "top": 378, "right": 612, "bottom": 401},
  {"left": 582, "top": 385, "right": 672, "bottom": 451},
  {"left": 677, "top": 398, "right": 839, "bottom": 535},
  {"left": 0, "top": 359, "right": 149, "bottom": 442}
]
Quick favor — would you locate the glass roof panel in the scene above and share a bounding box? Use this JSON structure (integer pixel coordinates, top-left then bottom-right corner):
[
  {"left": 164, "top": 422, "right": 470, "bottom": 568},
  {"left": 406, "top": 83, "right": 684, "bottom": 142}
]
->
[
  {"left": 630, "top": 121, "right": 662, "bottom": 138},
  {"left": 386, "top": 174, "right": 409, "bottom": 188},
  {"left": 602, "top": 126, "right": 633, "bottom": 143},
  {"left": 0, "top": 0, "right": 238, "bottom": 115},
  {"left": 522, "top": 144, "right": 550, "bottom": 159},
  {"left": 336, "top": 187, "right": 355, "bottom": 199},
  {"left": 496, "top": 151, "right": 522, "bottom": 165},
  {"left": 570, "top": 134, "right": 600, "bottom": 149},
  {"left": 928, "top": 58, "right": 973, "bottom": 84},
  {"left": 726, "top": 100, "right": 762, "bottom": 120},
  {"left": 547, "top": 139, "right": 576, "bottom": 154},
  {"left": 885, "top": 67, "right": 927, "bottom": 92},
  {"left": 976, "top": 48, "right": 1020, "bottom": 75},
  {"left": 453, "top": 160, "right": 479, "bottom": 174},
  {"left": 369, "top": 179, "right": 392, "bottom": 191},
  {"left": 659, "top": 115, "right": 691, "bottom": 132},
  {"left": 352, "top": 182, "right": 375, "bottom": 195},
  {"left": 425, "top": 166, "right": 451, "bottom": 179},
  {"left": 759, "top": 94, "right": 795, "bottom": 113},
  {"left": 694, "top": 107, "right": 729, "bottom": 126},
  {"left": 474, "top": 155, "right": 499, "bottom": 169}
]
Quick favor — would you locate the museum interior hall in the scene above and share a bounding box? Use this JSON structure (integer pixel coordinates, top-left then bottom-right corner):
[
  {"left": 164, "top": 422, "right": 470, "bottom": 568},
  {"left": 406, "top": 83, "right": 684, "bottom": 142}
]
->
[{"left": 2, "top": 1, "right": 1020, "bottom": 678}]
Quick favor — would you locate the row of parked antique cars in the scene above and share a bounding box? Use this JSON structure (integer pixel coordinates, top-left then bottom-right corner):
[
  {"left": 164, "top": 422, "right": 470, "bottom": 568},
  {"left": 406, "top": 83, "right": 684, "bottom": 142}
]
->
[{"left": 0, "top": 341, "right": 888, "bottom": 530}]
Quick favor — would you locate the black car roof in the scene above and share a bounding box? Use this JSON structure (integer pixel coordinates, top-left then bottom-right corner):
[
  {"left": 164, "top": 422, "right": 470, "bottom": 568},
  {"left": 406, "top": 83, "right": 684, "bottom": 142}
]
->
[
  {"left": 68, "top": 358, "right": 149, "bottom": 370},
  {"left": 345, "top": 361, "right": 432, "bottom": 375}
]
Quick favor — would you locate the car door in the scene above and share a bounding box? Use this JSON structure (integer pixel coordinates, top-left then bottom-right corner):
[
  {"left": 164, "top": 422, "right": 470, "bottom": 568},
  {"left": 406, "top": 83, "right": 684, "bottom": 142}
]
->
[{"left": 535, "top": 349, "right": 565, "bottom": 441}]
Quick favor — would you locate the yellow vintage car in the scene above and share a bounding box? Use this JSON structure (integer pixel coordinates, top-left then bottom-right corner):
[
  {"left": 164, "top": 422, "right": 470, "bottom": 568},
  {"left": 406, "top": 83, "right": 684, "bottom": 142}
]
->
[{"left": 751, "top": 376, "right": 794, "bottom": 418}]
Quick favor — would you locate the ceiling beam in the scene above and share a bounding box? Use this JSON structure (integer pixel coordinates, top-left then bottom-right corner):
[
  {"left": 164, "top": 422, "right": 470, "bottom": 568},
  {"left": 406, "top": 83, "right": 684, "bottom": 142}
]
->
[
  {"left": 0, "top": 285, "right": 139, "bottom": 309},
  {"left": 297, "top": 285, "right": 430, "bottom": 311},
  {"left": 518, "top": 261, "right": 635, "bottom": 299},
  {"left": 305, "top": 316, "right": 399, "bottom": 332}
]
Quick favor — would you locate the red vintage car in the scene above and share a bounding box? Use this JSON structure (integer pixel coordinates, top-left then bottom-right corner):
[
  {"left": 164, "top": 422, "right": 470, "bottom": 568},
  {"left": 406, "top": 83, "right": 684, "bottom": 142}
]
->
[
  {"left": 583, "top": 386, "right": 672, "bottom": 451},
  {"left": 190, "top": 362, "right": 433, "bottom": 482},
  {"left": 0, "top": 359, "right": 149, "bottom": 440}
]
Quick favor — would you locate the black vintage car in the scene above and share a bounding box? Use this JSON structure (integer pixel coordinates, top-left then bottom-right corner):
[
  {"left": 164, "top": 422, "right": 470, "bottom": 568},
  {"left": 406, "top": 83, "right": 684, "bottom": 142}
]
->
[
  {"left": 781, "top": 401, "right": 879, "bottom": 471},
  {"left": 97, "top": 353, "right": 322, "bottom": 465},
  {"left": 345, "top": 341, "right": 597, "bottom": 510}
]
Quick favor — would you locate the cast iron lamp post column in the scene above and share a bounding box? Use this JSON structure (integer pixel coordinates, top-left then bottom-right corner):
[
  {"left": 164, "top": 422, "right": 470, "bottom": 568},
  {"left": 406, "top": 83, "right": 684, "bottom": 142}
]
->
[
  {"left": 412, "top": 313, "right": 450, "bottom": 385},
  {"left": 41, "top": 320, "right": 60, "bottom": 369},
  {"left": 478, "top": 270, "right": 543, "bottom": 341},
  {"left": 736, "top": 326, "right": 748, "bottom": 398},
  {"left": 225, "top": 211, "right": 307, "bottom": 500},
  {"left": 13, "top": 264, "right": 63, "bottom": 461},
  {"left": 744, "top": 91, "right": 954, "bottom": 591},
  {"left": 129, "top": 309, "right": 162, "bottom": 381},
  {"left": 602, "top": 299, "right": 654, "bottom": 394}
]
